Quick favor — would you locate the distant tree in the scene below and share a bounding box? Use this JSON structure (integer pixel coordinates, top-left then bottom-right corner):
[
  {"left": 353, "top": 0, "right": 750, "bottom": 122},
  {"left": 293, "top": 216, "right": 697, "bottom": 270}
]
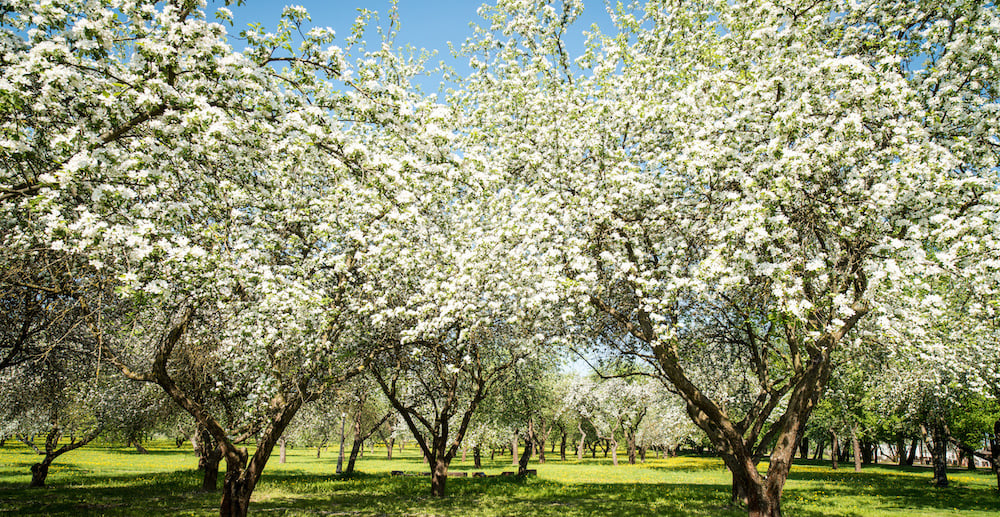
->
[{"left": 0, "top": 354, "right": 111, "bottom": 487}]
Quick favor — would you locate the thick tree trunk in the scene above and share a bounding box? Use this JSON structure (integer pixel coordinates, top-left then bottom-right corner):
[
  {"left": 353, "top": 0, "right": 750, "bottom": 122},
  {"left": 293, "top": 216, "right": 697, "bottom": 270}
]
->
[
  {"left": 430, "top": 455, "right": 448, "bottom": 497},
  {"left": 279, "top": 437, "right": 287, "bottom": 464},
  {"left": 799, "top": 437, "right": 809, "bottom": 460},
  {"left": 927, "top": 421, "right": 949, "bottom": 488},
  {"left": 862, "top": 440, "right": 875, "bottom": 465},
  {"left": 202, "top": 457, "right": 220, "bottom": 492},
  {"left": 511, "top": 436, "right": 518, "bottom": 467},
  {"left": 217, "top": 397, "right": 304, "bottom": 517},
  {"left": 473, "top": 446, "right": 481, "bottom": 468},
  {"left": 219, "top": 448, "right": 250, "bottom": 517},
  {"left": 609, "top": 437, "right": 619, "bottom": 466},
  {"left": 29, "top": 459, "right": 51, "bottom": 488},
  {"left": 387, "top": 438, "right": 394, "bottom": 460},
  {"left": 577, "top": 422, "right": 586, "bottom": 461},
  {"left": 559, "top": 431, "right": 567, "bottom": 461},
  {"left": 195, "top": 427, "right": 223, "bottom": 491},
  {"left": 200, "top": 445, "right": 222, "bottom": 492},
  {"left": 730, "top": 469, "right": 749, "bottom": 508},
  {"left": 627, "top": 434, "right": 637, "bottom": 465},
  {"left": 903, "top": 438, "right": 918, "bottom": 466},
  {"left": 518, "top": 438, "right": 533, "bottom": 475}
]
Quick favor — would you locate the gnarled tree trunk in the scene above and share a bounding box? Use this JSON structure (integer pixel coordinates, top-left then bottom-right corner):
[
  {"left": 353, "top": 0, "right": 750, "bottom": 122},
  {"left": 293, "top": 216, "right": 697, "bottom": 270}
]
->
[{"left": 22, "top": 424, "right": 101, "bottom": 488}]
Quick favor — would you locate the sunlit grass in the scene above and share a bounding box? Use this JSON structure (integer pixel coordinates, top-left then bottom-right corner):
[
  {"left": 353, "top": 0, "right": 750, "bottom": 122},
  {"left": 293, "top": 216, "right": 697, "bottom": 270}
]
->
[{"left": 2, "top": 440, "right": 998, "bottom": 516}]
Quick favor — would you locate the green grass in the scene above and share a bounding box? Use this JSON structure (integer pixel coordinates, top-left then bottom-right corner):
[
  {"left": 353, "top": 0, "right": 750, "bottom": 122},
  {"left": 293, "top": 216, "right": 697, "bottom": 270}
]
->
[{"left": 1, "top": 441, "right": 998, "bottom": 516}]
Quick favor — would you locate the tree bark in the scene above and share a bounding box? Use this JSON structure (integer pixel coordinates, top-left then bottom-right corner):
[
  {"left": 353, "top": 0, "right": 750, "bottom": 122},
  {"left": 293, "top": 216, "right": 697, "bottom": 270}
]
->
[
  {"left": 851, "top": 424, "right": 862, "bottom": 472},
  {"left": 518, "top": 437, "right": 533, "bottom": 475},
  {"left": 903, "top": 437, "right": 918, "bottom": 466},
  {"left": 430, "top": 453, "right": 448, "bottom": 497},
  {"left": 279, "top": 437, "right": 287, "bottom": 464},
  {"left": 336, "top": 414, "right": 346, "bottom": 474},
  {"left": 862, "top": 440, "right": 875, "bottom": 465},
  {"left": 29, "top": 459, "right": 51, "bottom": 488},
  {"left": 559, "top": 431, "right": 567, "bottom": 461},
  {"left": 201, "top": 453, "right": 221, "bottom": 492},
  {"left": 195, "top": 426, "right": 223, "bottom": 491},
  {"left": 346, "top": 436, "right": 363, "bottom": 474},
  {"left": 473, "top": 446, "right": 481, "bottom": 468},
  {"left": 730, "top": 469, "right": 749, "bottom": 508},
  {"left": 576, "top": 422, "right": 586, "bottom": 460},
  {"left": 831, "top": 430, "right": 839, "bottom": 470},
  {"left": 927, "top": 421, "right": 949, "bottom": 488}
]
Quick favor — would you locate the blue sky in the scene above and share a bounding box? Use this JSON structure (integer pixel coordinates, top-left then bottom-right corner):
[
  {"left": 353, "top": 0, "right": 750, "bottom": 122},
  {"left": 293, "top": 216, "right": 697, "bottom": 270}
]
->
[
  {"left": 225, "top": 1, "right": 485, "bottom": 58},
  {"left": 219, "top": 1, "right": 609, "bottom": 93},
  {"left": 219, "top": 1, "right": 506, "bottom": 93}
]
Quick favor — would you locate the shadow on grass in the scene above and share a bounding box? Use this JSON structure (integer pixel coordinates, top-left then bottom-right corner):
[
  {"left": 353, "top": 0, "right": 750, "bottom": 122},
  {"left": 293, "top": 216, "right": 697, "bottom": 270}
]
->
[
  {"left": 0, "top": 469, "right": 218, "bottom": 516},
  {"left": 252, "top": 470, "right": 743, "bottom": 517},
  {"left": 2, "top": 462, "right": 999, "bottom": 517},
  {"left": 784, "top": 467, "right": 1000, "bottom": 514}
]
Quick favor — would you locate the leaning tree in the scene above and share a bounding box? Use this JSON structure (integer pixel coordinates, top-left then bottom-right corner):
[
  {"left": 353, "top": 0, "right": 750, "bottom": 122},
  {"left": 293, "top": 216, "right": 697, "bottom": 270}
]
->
[{"left": 455, "top": 1, "right": 993, "bottom": 515}]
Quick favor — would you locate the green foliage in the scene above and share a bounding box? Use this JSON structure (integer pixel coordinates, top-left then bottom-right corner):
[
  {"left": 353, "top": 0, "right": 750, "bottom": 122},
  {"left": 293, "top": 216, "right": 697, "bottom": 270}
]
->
[{"left": 951, "top": 393, "right": 1000, "bottom": 448}]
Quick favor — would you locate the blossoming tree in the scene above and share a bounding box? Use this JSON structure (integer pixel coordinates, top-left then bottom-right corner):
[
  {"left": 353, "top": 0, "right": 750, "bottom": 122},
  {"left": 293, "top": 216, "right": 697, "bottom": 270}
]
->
[
  {"left": 1, "top": 1, "right": 467, "bottom": 515},
  {"left": 455, "top": 1, "right": 993, "bottom": 515}
]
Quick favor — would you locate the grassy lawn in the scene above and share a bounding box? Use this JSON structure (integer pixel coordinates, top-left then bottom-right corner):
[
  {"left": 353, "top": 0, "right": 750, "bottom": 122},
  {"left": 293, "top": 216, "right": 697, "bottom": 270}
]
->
[{"left": 1, "top": 441, "right": 998, "bottom": 516}]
